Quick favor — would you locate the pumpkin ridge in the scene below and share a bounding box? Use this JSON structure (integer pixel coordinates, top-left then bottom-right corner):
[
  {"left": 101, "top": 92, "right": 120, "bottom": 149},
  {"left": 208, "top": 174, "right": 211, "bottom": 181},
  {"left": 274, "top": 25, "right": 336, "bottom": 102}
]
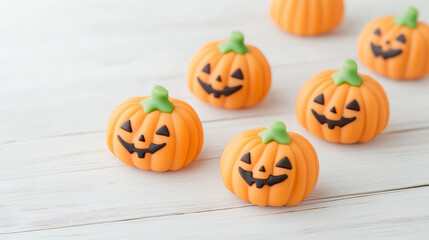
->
[
  {"left": 172, "top": 102, "right": 202, "bottom": 163},
  {"left": 242, "top": 53, "right": 253, "bottom": 107},
  {"left": 228, "top": 53, "right": 247, "bottom": 108},
  {"left": 407, "top": 29, "right": 423, "bottom": 78},
  {"left": 361, "top": 83, "right": 380, "bottom": 141},
  {"left": 364, "top": 78, "right": 389, "bottom": 136},
  {"left": 173, "top": 108, "right": 197, "bottom": 168},
  {"left": 247, "top": 46, "right": 271, "bottom": 101},
  {"left": 291, "top": 134, "right": 318, "bottom": 198},
  {"left": 419, "top": 27, "right": 429, "bottom": 76},
  {"left": 288, "top": 139, "right": 308, "bottom": 204},
  {"left": 266, "top": 142, "right": 280, "bottom": 205},
  {"left": 168, "top": 109, "right": 186, "bottom": 169},
  {"left": 284, "top": 141, "right": 298, "bottom": 205},
  {"left": 243, "top": 51, "right": 260, "bottom": 106},
  {"left": 344, "top": 85, "right": 365, "bottom": 142}
]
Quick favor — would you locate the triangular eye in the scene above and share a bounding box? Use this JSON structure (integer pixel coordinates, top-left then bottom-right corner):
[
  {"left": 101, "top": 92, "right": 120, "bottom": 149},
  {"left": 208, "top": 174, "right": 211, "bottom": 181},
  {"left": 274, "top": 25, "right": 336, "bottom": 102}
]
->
[
  {"left": 121, "top": 120, "right": 132, "bottom": 133},
  {"left": 202, "top": 63, "right": 210, "bottom": 74},
  {"left": 155, "top": 125, "right": 170, "bottom": 137},
  {"left": 231, "top": 69, "right": 243, "bottom": 80},
  {"left": 374, "top": 28, "right": 381, "bottom": 36},
  {"left": 396, "top": 34, "right": 406, "bottom": 43},
  {"left": 346, "top": 99, "right": 360, "bottom": 111},
  {"left": 276, "top": 156, "right": 292, "bottom": 170},
  {"left": 313, "top": 93, "right": 324, "bottom": 105},
  {"left": 241, "top": 153, "right": 251, "bottom": 164}
]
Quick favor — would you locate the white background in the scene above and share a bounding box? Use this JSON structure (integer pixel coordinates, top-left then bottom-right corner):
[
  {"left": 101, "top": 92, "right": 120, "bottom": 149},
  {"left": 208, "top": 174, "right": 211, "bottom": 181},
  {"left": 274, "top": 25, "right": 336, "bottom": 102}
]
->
[{"left": 1, "top": 0, "right": 429, "bottom": 239}]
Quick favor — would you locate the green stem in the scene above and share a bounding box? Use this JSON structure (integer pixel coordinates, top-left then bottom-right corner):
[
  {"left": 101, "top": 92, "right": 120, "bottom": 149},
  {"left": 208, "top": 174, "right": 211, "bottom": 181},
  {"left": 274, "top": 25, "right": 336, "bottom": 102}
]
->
[
  {"left": 218, "top": 31, "right": 249, "bottom": 54},
  {"left": 258, "top": 121, "right": 291, "bottom": 145},
  {"left": 394, "top": 6, "right": 418, "bottom": 28},
  {"left": 331, "top": 59, "right": 363, "bottom": 87},
  {"left": 140, "top": 85, "right": 175, "bottom": 113}
]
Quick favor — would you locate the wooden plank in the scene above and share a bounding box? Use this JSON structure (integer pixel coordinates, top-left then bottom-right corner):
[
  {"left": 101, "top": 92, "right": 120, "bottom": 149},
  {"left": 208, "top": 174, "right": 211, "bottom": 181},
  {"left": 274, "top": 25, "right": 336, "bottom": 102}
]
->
[
  {"left": 2, "top": 124, "right": 429, "bottom": 233},
  {"left": 2, "top": 186, "right": 428, "bottom": 239},
  {"left": 2, "top": 57, "right": 429, "bottom": 144}
]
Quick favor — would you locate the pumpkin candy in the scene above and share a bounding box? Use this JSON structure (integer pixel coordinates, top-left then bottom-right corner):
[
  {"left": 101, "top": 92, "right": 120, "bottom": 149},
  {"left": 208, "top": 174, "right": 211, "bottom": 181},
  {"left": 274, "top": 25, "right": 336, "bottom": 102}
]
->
[
  {"left": 296, "top": 59, "right": 390, "bottom": 144},
  {"left": 270, "top": 0, "right": 344, "bottom": 36},
  {"left": 358, "top": 7, "right": 429, "bottom": 80},
  {"left": 106, "top": 86, "right": 204, "bottom": 171},
  {"left": 187, "top": 31, "right": 271, "bottom": 109},
  {"left": 220, "top": 121, "right": 319, "bottom": 206}
]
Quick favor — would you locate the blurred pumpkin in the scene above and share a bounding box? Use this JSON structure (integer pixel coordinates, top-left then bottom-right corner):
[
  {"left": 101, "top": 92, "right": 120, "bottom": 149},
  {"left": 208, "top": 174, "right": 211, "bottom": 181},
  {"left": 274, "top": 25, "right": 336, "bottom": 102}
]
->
[
  {"left": 296, "top": 60, "right": 389, "bottom": 143},
  {"left": 270, "top": 0, "right": 344, "bottom": 36},
  {"left": 106, "top": 85, "right": 204, "bottom": 171},
  {"left": 187, "top": 31, "right": 271, "bottom": 109},
  {"left": 358, "top": 7, "right": 429, "bottom": 80}
]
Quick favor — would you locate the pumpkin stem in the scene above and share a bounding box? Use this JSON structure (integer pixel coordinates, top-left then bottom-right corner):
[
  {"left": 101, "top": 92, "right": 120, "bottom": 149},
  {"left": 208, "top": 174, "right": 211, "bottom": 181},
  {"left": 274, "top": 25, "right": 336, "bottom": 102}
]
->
[
  {"left": 218, "top": 31, "right": 249, "bottom": 54},
  {"left": 331, "top": 59, "right": 363, "bottom": 87},
  {"left": 394, "top": 6, "right": 418, "bottom": 29},
  {"left": 140, "top": 85, "right": 175, "bottom": 113},
  {"left": 258, "top": 121, "right": 291, "bottom": 145}
]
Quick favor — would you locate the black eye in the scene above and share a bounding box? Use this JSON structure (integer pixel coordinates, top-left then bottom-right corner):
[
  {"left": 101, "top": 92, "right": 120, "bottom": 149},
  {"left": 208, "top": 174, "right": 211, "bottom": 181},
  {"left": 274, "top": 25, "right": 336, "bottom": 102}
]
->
[
  {"left": 241, "top": 153, "right": 251, "bottom": 164},
  {"left": 202, "top": 63, "right": 210, "bottom": 74},
  {"left": 396, "top": 34, "right": 406, "bottom": 43},
  {"left": 231, "top": 68, "right": 243, "bottom": 80},
  {"left": 155, "top": 125, "right": 170, "bottom": 137},
  {"left": 276, "top": 156, "right": 292, "bottom": 170},
  {"left": 313, "top": 93, "right": 324, "bottom": 105},
  {"left": 121, "top": 120, "right": 132, "bottom": 133},
  {"left": 346, "top": 100, "right": 360, "bottom": 111},
  {"left": 374, "top": 28, "right": 381, "bottom": 36}
]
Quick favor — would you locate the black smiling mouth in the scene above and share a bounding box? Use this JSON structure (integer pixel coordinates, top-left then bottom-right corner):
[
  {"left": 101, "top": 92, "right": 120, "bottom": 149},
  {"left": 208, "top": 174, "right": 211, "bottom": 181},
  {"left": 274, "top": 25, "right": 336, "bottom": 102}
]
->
[
  {"left": 311, "top": 109, "right": 356, "bottom": 129},
  {"left": 371, "top": 42, "right": 402, "bottom": 59},
  {"left": 197, "top": 77, "right": 242, "bottom": 98},
  {"left": 238, "top": 167, "right": 288, "bottom": 189},
  {"left": 117, "top": 135, "right": 166, "bottom": 158}
]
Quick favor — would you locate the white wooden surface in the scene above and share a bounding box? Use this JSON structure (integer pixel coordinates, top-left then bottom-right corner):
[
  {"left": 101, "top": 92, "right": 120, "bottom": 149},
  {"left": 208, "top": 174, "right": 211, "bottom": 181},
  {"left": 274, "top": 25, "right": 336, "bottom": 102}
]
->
[{"left": 1, "top": 0, "right": 429, "bottom": 239}]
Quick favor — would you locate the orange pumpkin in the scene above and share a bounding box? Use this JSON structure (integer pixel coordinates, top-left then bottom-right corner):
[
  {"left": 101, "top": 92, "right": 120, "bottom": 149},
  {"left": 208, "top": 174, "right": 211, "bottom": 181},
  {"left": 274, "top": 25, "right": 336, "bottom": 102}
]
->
[
  {"left": 270, "top": 0, "right": 344, "bottom": 36},
  {"left": 296, "top": 60, "right": 389, "bottom": 144},
  {"left": 220, "top": 121, "right": 319, "bottom": 206},
  {"left": 358, "top": 7, "right": 429, "bottom": 80},
  {"left": 106, "top": 86, "right": 204, "bottom": 171},
  {"left": 187, "top": 31, "right": 271, "bottom": 109}
]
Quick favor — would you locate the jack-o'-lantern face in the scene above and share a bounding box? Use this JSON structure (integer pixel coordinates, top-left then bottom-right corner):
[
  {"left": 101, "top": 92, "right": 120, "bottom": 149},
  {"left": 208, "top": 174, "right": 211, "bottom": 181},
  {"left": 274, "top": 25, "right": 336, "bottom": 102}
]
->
[
  {"left": 197, "top": 63, "right": 243, "bottom": 98},
  {"left": 117, "top": 120, "right": 169, "bottom": 158},
  {"left": 358, "top": 7, "right": 429, "bottom": 80},
  {"left": 370, "top": 28, "right": 406, "bottom": 59},
  {"left": 238, "top": 152, "right": 292, "bottom": 189},
  {"left": 220, "top": 121, "right": 320, "bottom": 206},
  {"left": 187, "top": 31, "right": 271, "bottom": 109},
  {"left": 106, "top": 85, "right": 204, "bottom": 171},
  {"left": 296, "top": 60, "right": 390, "bottom": 143},
  {"left": 310, "top": 93, "right": 360, "bottom": 129}
]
